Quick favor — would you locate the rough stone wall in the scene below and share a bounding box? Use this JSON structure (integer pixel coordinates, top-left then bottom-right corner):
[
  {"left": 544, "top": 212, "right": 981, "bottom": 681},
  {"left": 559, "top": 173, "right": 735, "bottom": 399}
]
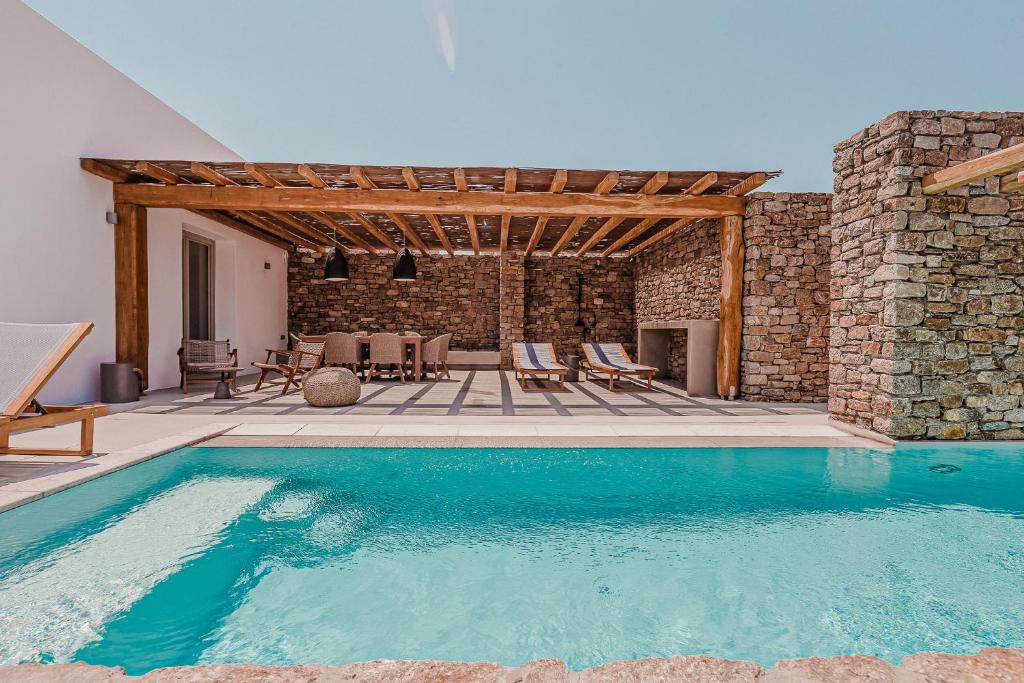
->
[
  {"left": 499, "top": 253, "right": 525, "bottom": 367},
  {"left": 742, "top": 192, "right": 832, "bottom": 402},
  {"left": 831, "top": 110, "right": 1024, "bottom": 439},
  {"left": 524, "top": 257, "right": 636, "bottom": 359},
  {"left": 666, "top": 330, "right": 688, "bottom": 382},
  {"left": 289, "top": 250, "right": 635, "bottom": 366},
  {"left": 288, "top": 250, "right": 500, "bottom": 350},
  {"left": 634, "top": 219, "right": 720, "bottom": 323}
]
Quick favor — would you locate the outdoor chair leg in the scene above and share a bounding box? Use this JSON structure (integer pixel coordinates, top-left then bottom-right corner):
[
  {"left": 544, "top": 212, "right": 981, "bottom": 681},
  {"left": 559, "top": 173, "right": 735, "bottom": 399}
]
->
[
  {"left": 365, "top": 364, "right": 376, "bottom": 384},
  {"left": 280, "top": 368, "right": 298, "bottom": 396},
  {"left": 254, "top": 369, "right": 267, "bottom": 391},
  {"left": 609, "top": 374, "right": 615, "bottom": 391},
  {"left": 81, "top": 415, "right": 95, "bottom": 454}
]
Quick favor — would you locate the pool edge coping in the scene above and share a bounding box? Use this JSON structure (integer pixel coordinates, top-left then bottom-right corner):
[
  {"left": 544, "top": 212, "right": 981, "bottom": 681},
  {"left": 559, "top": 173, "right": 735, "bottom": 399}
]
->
[
  {"left": 827, "top": 418, "right": 898, "bottom": 446},
  {"left": 2, "top": 647, "right": 1022, "bottom": 681}
]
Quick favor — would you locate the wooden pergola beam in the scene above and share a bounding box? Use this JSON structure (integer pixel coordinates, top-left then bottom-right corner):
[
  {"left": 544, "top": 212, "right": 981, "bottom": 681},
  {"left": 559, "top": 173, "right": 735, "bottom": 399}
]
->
[
  {"left": 591, "top": 174, "right": 677, "bottom": 256},
  {"left": 454, "top": 168, "right": 468, "bottom": 192},
  {"left": 349, "top": 166, "right": 376, "bottom": 189},
  {"left": 573, "top": 217, "right": 626, "bottom": 257},
  {"left": 112, "top": 183, "right": 745, "bottom": 219},
  {"left": 600, "top": 217, "right": 662, "bottom": 257},
  {"left": 549, "top": 171, "right": 624, "bottom": 255},
  {"left": 135, "top": 162, "right": 180, "bottom": 185},
  {"left": 81, "top": 159, "right": 130, "bottom": 182},
  {"left": 238, "top": 211, "right": 323, "bottom": 251},
  {"left": 385, "top": 212, "right": 431, "bottom": 255},
  {"left": 593, "top": 171, "right": 620, "bottom": 194},
  {"left": 402, "top": 167, "right": 421, "bottom": 191},
  {"left": 465, "top": 214, "right": 480, "bottom": 255},
  {"left": 525, "top": 217, "right": 550, "bottom": 257},
  {"left": 1000, "top": 170, "right": 1024, "bottom": 193},
  {"left": 245, "top": 163, "right": 281, "bottom": 188},
  {"left": 525, "top": 171, "right": 567, "bottom": 256},
  {"left": 922, "top": 141, "right": 1024, "bottom": 194},
  {"left": 639, "top": 171, "right": 669, "bottom": 195},
  {"left": 297, "top": 164, "right": 328, "bottom": 189},
  {"left": 424, "top": 214, "right": 456, "bottom": 255},
  {"left": 267, "top": 211, "right": 335, "bottom": 247},
  {"left": 191, "top": 210, "right": 293, "bottom": 251},
  {"left": 190, "top": 162, "right": 234, "bottom": 186},
  {"left": 626, "top": 173, "right": 767, "bottom": 257},
  {"left": 346, "top": 212, "right": 401, "bottom": 252},
  {"left": 307, "top": 211, "right": 378, "bottom": 253},
  {"left": 548, "top": 215, "right": 589, "bottom": 256}
]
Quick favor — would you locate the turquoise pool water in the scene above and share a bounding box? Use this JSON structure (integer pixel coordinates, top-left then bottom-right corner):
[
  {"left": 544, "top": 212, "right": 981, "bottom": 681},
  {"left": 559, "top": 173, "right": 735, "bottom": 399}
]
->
[{"left": 1, "top": 445, "right": 1023, "bottom": 673}]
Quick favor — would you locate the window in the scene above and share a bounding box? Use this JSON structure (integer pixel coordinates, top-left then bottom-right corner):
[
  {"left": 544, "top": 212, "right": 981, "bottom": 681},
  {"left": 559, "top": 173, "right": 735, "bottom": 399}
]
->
[{"left": 182, "top": 232, "right": 215, "bottom": 340}]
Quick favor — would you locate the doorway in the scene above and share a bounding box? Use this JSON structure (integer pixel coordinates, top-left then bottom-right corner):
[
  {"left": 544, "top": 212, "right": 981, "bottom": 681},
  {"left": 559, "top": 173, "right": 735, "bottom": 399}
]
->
[{"left": 182, "top": 232, "right": 215, "bottom": 340}]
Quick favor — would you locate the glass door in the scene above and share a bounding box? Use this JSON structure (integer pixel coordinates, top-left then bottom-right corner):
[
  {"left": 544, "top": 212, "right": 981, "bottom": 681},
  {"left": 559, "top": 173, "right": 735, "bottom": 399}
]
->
[{"left": 182, "top": 232, "right": 215, "bottom": 340}]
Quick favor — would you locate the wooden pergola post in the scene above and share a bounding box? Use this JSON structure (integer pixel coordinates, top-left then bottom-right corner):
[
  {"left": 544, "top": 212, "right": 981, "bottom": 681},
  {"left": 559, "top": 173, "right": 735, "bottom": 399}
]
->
[
  {"left": 717, "top": 214, "right": 744, "bottom": 399},
  {"left": 113, "top": 202, "right": 149, "bottom": 382}
]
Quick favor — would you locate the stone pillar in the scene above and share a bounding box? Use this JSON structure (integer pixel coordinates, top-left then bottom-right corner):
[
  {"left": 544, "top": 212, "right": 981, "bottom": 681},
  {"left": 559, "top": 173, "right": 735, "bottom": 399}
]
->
[
  {"left": 499, "top": 252, "right": 525, "bottom": 368},
  {"left": 831, "top": 110, "right": 1024, "bottom": 439},
  {"left": 741, "top": 192, "right": 832, "bottom": 402}
]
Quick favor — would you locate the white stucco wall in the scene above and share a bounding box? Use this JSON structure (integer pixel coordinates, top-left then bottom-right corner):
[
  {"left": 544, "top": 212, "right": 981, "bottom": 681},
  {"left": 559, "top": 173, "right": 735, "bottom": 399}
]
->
[{"left": 0, "top": 0, "right": 288, "bottom": 403}]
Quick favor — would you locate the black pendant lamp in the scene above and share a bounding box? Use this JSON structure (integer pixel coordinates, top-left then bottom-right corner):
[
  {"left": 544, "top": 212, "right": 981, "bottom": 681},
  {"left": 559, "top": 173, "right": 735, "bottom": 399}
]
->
[
  {"left": 392, "top": 227, "right": 417, "bottom": 281},
  {"left": 323, "top": 247, "right": 349, "bottom": 281},
  {"left": 322, "top": 221, "right": 349, "bottom": 281}
]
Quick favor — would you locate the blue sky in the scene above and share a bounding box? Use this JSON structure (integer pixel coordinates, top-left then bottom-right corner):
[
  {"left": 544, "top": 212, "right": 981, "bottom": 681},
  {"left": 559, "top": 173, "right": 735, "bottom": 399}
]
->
[{"left": 27, "top": 0, "right": 1023, "bottom": 191}]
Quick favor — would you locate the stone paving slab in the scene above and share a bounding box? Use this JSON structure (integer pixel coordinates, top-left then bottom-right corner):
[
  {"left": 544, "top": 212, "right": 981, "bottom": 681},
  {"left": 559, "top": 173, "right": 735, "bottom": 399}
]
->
[{"left": 2, "top": 648, "right": 1021, "bottom": 681}]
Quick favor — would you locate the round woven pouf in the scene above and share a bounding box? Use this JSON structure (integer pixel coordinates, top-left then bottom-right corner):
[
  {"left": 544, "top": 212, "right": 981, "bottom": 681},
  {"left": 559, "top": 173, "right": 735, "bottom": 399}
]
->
[{"left": 303, "top": 367, "right": 361, "bottom": 407}]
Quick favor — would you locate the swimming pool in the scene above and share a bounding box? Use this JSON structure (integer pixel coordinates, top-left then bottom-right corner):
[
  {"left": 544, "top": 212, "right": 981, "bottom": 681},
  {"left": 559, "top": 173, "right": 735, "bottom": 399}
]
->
[{"left": 1, "top": 444, "right": 1022, "bottom": 673}]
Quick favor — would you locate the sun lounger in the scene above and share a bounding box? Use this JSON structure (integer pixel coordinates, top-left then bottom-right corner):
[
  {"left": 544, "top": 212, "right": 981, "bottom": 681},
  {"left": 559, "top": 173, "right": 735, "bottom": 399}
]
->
[
  {"left": 512, "top": 342, "right": 568, "bottom": 389},
  {"left": 580, "top": 342, "right": 657, "bottom": 391},
  {"left": 0, "top": 322, "right": 108, "bottom": 456}
]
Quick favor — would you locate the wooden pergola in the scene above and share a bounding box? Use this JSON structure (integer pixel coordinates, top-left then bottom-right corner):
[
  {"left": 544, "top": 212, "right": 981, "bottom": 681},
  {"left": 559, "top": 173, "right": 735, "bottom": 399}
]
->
[
  {"left": 922, "top": 141, "right": 1024, "bottom": 195},
  {"left": 82, "top": 159, "right": 777, "bottom": 397}
]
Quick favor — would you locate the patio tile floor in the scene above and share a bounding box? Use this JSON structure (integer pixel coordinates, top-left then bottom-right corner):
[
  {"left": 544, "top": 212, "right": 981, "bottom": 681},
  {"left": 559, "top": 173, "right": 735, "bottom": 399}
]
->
[{"left": 106, "top": 371, "right": 811, "bottom": 419}]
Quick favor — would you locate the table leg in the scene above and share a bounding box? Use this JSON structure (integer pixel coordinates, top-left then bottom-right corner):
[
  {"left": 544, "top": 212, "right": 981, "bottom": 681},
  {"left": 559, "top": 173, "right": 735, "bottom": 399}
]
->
[{"left": 413, "top": 342, "right": 422, "bottom": 381}]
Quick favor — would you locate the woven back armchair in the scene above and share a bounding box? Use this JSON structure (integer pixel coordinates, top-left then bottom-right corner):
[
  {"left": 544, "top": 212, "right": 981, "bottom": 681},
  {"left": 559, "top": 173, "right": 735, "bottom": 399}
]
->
[
  {"left": 251, "top": 335, "right": 325, "bottom": 395},
  {"left": 178, "top": 339, "right": 238, "bottom": 393},
  {"left": 421, "top": 333, "right": 452, "bottom": 381},
  {"left": 324, "top": 332, "right": 363, "bottom": 375},
  {"left": 365, "top": 333, "right": 407, "bottom": 384}
]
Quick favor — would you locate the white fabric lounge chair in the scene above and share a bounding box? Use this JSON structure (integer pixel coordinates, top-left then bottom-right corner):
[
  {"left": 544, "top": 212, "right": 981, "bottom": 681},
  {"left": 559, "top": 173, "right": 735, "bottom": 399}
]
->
[
  {"left": 0, "top": 322, "right": 108, "bottom": 456},
  {"left": 580, "top": 342, "right": 657, "bottom": 391},
  {"left": 512, "top": 342, "right": 568, "bottom": 389}
]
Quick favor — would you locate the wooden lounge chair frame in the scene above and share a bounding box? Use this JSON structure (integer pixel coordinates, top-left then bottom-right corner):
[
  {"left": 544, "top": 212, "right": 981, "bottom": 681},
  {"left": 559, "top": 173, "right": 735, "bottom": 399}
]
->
[
  {"left": 512, "top": 342, "right": 568, "bottom": 390},
  {"left": 0, "top": 322, "right": 108, "bottom": 457},
  {"left": 252, "top": 335, "right": 325, "bottom": 396},
  {"left": 580, "top": 342, "right": 657, "bottom": 391}
]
